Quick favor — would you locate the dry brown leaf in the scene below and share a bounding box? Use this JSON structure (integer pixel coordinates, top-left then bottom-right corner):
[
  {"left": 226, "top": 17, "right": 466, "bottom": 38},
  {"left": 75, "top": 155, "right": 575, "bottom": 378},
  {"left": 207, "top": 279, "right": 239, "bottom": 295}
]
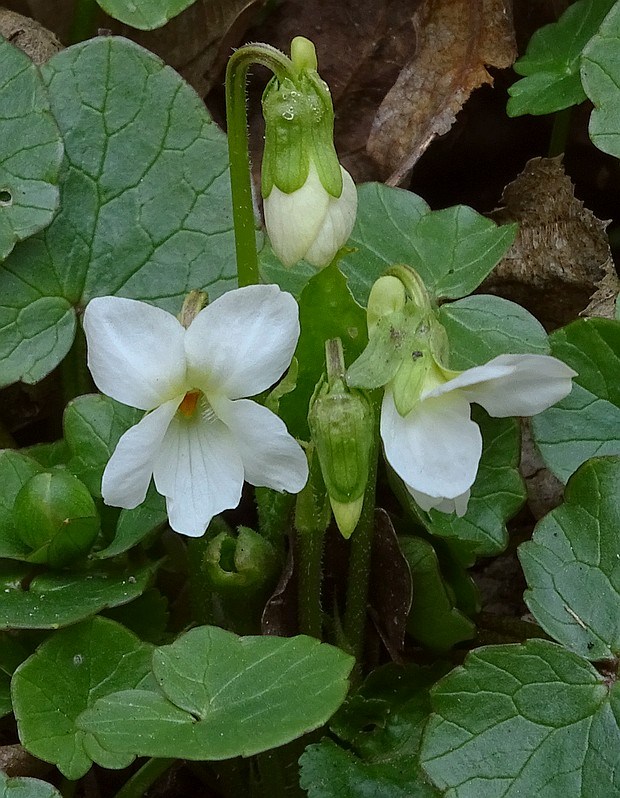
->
[
  {"left": 485, "top": 156, "right": 616, "bottom": 329},
  {"left": 3, "top": 0, "right": 265, "bottom": 94},
  {"left": 0, "top": 7, "right": 62, "bottom": 63},
  {"left": 367, "top": 0, "right": 516, "bottom": 184},
  {"left": 0, "top": 744, "right": 53, "bottom": 778}
]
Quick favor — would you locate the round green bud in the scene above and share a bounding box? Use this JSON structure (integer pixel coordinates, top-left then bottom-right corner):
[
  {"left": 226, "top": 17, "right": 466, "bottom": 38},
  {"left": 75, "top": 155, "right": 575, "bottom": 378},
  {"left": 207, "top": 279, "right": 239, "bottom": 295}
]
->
[
  {"left": 14, "top": 471, "right": 99, "bottom": 568},
  {"left": 204, "top": 527, "right": 279, "bottom": 594},
  {"left": 367, "top": 275, "right": 407, "bottom": 332}
]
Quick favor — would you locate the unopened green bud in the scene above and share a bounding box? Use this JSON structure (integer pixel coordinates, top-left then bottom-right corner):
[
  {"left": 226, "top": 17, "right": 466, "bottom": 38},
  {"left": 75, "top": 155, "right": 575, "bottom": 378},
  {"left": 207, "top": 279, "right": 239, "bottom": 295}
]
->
[
  {"left": 14, "top": 471, "right": 99, "bottom": 568},
  {"left": 261, "top": 38, "right": 357, "bottom": 268},
  {"left": 308, "top": 340, "right": 374, "bottom": 538}
]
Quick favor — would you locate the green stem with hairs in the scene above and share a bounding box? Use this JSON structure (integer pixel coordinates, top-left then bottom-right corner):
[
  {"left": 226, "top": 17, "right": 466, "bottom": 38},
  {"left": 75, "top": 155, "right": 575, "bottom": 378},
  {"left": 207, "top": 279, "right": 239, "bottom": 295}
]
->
[
  {"left": 60, "top": 323, "right": 94, "bottom": 405},
  {"left": 548, "top": 107, "right": 572, "bottom": 158},
  {"left": 224, "top": 44, "right": 297, "bottom": 287},
  {"left": 342, "top": 400, "right": 380, "bottom": 661}
]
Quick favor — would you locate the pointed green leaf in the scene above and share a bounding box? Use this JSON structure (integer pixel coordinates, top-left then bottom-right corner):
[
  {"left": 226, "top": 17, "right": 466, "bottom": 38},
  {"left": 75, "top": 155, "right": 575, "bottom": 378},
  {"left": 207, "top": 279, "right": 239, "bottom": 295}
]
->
[
  {"left": 0, "top": 37, "right": 62, "bottom": 261},
  {"left": 96, "top": 486, "right": 166, "bottom": 559},
  {"left": 12, "top": 617, "right": 152, "bottom": 779},
  {"left": 0, "top": 561, "right": 157, "bottom": 630},
  {"left": 79, "top": 626, "right": 354, "bottom": 760},
  {"left": 300, "top": 663, "right": 444, "bottom": 798},
  {"left": 438, "top": 295, "right": 550, "bottom": 370},
  {"left": 519, "top": 457, "right": 620, "bottom": 660},
  {"left": 507, "top": 0, "right": 615, "bottom": 116},
  {"left": 531, "top": 317, "right": 620, "bottom": 482},
  {"left": 582, "top": 1, "right": 620, "bottom": 157},
  {"left": 96, "top": 0, "right": 197, "bottom": 30},
  {"left": 0, "top": 36, "right": 235, "bottom": 388},
  {"left": 421, "top": 639, "right": 620, "bottom": 798}
]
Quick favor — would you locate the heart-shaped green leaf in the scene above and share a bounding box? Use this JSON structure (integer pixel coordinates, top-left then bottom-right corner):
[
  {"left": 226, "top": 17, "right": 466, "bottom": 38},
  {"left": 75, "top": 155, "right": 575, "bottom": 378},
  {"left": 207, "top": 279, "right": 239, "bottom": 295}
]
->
[
  {"left": 508, "top": 0, "right": 615, "bottom": 116},
  {"left": 582, "top": 1, "right": 620, "bottom": 157},
  {"left": 438, "top": 295, "right": 550, "bottom": 370},
  {"left": 519, "top": 456, "right": 620, "bottom": 660},
  {"left": 531, "top": 317, "right": 620, "bottom": 482},
  {"left": 0, "top": 37, "right": 62, "bottom": 262},
  {"left": 421, "top": 639, "right": 620, "bottom": 798},
  {"left": 96, "top": 0, "right": 196, "bottom": 30},
  {"left": 79, "top": 625, "right": 354, "bottom": 760},
  {"left": 0, "top": 36, "right": 236, "bottom": 388},
  {"left": 12, "top": 617, "right": 152, "bottom": 779},
  {"left": 0, "top": 561, "right": 157, "bottom": 630}
]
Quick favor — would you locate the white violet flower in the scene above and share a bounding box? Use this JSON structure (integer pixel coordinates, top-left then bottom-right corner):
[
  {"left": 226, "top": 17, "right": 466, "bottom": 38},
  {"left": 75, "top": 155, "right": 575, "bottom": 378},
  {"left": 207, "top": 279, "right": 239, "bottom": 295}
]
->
[
  {"left": 263, "top": 161, "right": 357, "bottom": 268},
  {"left": 380, "top": 353, "right": 576, "bottom": 517},
  {"left": 83, "top": 285, "right": 309, "bottom": 537}
]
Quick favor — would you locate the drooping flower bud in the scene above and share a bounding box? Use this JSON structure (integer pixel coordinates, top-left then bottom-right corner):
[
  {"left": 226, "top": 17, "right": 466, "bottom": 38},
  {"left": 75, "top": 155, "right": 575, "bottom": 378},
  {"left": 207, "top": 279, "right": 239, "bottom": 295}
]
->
[
  {"left": 13, "top": 471, "right": 99, "bottom": 568},
  {"left": 308, "top": 339, "right": 374, "bottom": 538},
  {"left": 261, "top": 37, "right": 357, "bottom": 268}
]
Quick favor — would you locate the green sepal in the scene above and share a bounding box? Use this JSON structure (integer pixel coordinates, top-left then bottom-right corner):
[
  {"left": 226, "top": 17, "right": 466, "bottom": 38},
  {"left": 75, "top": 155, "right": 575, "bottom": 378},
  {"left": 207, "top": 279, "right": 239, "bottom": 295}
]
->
[
  {"left": 346, "top": 305, "right": 423, "bottom": 390},
  {"left": 308, "top": 376, "right": 374, "bottom": 508},
  {"left": 261, "top": 71, "right": 342, "bottom": 198},
  {"left": 391, "top": 352, "right": 432, "bottom": 417}
]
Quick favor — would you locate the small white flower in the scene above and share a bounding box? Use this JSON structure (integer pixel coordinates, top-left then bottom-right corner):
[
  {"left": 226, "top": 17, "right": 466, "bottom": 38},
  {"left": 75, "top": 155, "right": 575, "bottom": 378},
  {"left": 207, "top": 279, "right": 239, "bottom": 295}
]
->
[
  {"left": 83, "top": 285, "right": 309, "bottom": 537},
  {"left": 263, "top": 162, "right": 357, "bottom": 268},
  {"left": 380, "top": 354, "right": 576, "bottom": 517}
]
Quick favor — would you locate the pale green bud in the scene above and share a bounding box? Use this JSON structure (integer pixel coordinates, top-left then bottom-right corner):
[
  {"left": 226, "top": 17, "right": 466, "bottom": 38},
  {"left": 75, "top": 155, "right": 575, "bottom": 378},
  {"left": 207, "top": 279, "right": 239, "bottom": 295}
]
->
[
  {"left": 14, "top": 471, "right": 99, "bottom": 568},
  {"left": 308, "top": 340, "right": 374, "bottom": 539},
  {"left": 261, "top": 37, "right": 357, "bottom": 268},
  {"left": 367, "top": 275, "right": 407, "bottom": 333}
]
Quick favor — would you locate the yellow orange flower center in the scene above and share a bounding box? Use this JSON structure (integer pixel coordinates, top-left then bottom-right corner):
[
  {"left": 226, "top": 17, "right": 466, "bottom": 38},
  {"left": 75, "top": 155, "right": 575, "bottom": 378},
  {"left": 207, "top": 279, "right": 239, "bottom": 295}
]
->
[{"left": 178, "top": 389, "right": 201, "bottom": 418}]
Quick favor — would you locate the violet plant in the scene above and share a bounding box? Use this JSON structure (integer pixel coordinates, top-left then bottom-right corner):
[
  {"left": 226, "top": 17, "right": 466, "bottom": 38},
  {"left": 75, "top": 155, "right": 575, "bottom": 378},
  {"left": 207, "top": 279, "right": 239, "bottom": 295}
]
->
[{"left": 0, "top": 2, "right": 619, "bottom": 797}]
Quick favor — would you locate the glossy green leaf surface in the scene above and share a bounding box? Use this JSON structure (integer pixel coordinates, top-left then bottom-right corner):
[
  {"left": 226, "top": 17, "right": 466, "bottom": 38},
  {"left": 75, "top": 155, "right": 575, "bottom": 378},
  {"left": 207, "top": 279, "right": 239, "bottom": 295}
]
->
[
  {"left": 531, "top": 318, "right": 620, "bottom": 482},
  {"left": 12, "top": 617, "right": 152, "bottom": 779},
  {"left": 508, "top": 0, "right": 615, "bottom": 116},
  {"left": 0, "top": 36, "right": 235, "bottom": 388},
  {"left": 80, "top": 626, "right": 354, "bottom": 760},
  {"left": 421, "top": 639, "right": 620, "bottom": 798},
  {"left": 0, "top": 37, "right": 62, "bottom": 263},
  {"left": 520, "top": 457, "right": 620, "bottom": 660},
  {"left": 0, "top": 561, "right": 156, "bottom": 630}
]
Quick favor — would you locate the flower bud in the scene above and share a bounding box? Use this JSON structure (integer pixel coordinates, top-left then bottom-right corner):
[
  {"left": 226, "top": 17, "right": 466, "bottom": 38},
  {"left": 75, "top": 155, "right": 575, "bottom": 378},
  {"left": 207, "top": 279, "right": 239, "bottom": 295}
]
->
[
  {"left": 13, "top": 471, "right": 99, "bottom": 568},
  {"left": 261, "top": 38, "right": 357, "bottom": 267},
  {"left": 308, "top": 341, "right": 374, "bottom": 538}
]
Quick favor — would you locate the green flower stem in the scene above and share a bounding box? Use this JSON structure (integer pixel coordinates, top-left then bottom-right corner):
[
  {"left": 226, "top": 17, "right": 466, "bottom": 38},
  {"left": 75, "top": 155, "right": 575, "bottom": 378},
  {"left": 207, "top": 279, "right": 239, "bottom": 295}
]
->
[
  {"left": 294, "top": 451, "right": 330, "bottom": 639},
  {"left": 69, "top": 0, "right": 100, "bottom": 44},
  {"left": 548, "top": 107, "right": 572, "bottom": 157},
  {"left": 224, "top": 44, "right": 297, "bottom": 287},
  {"left": 342, "top": 399, "right": 380, "bottom": 661},
  {"left": 60, "top": 323, "right": 94, "bottom": 405},
  {"left": 113, "top": 758, "right": 176, "bottom": 798}
]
